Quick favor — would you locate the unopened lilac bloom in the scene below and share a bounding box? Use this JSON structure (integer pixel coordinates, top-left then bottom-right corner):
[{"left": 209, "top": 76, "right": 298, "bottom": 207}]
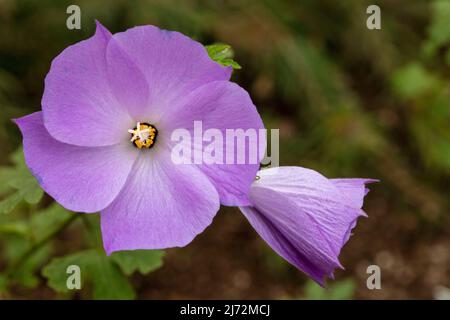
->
[
  {"left": 239, "top": 166, "right": 377, "bottom": 285},
  {"left": 14, "top": 22, "right": 264, "bottom": 254}
]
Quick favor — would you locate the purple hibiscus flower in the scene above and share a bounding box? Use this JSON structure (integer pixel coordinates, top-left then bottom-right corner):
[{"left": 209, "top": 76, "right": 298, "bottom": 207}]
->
[
  {"left": 14, "top": 22, "right": 264, "bottom": 254},
  {"left": 240, "top": 166, "right": 377, "bottom": 285}
]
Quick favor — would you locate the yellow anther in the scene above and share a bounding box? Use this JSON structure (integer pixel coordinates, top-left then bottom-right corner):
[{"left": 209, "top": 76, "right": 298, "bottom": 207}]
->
[{"left": 128, "top": 122, "right": 158, "bottom": 149}]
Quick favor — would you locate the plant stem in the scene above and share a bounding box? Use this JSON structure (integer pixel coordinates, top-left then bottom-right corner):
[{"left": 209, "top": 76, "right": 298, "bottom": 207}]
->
[
  {"left": 81, "top": 214, "right": 101, "bottom": 247},
  {"left": 5, "top": 213, "right": 80, "bottom": 279}
]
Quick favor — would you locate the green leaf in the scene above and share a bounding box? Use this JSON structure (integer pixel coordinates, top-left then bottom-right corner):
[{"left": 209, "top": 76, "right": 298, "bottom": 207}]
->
[
  {"left": 391, "top": 63, "right": 440, "bottom": 100},
  {"left": 111, "top": 250, "right": 165, "bottom": 276},
  {"left": 327, "top": 279, "right": 356, "bottom": 300},
  {"left": 42, "top": 249, "right": 135, "bottom": 299},
  {"left": 0, "top": 148, "right": 44, "bottom": 214},
  {"left": 0, "top": 192, "right": 25, "bottom": 215},
  {"left": 0, "top": 220, "right": 29, "bottom": 235},
  {"left": 423, "top": 0, "right": 450, "bottom": 57},
  {"left": 3, "top": 234, "right": 51, "bottom": 289},
  {"left": 0, "top": 204, "right": 76, "bottom": 290},
  {"left": 206, "top": 44, "right": 231, "bottom": 59},
  {"left": 410, "top": 100, "right": 450, "bottom": 173},
  {"left": 92, "top": 255, "right": 135, "bottom": 300},
  {"left": 30, "top": 203, "right": 73, "bottom": 240},
  {"left": 218, "top": 58, "right": 242, "bottom": 69},
  {"left": 42, "top": 250, "right": 93, "bottom": 294},
  {"left": 0, "top": 274, "right": 7, "bottom": 293},
  {"left": 303, "top": 279, "right": 355, "bottom": 300},
  {"left": 205, "top": 43, "right": 242, "bottom": 69}
]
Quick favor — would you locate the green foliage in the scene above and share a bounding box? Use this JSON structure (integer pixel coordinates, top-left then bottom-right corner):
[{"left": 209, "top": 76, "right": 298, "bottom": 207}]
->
[
  {"left": 303, "top": 279, "right": 355, "bottom": 300},
  {"left": 0, "top": 149, "right": 43, "bottom": 214},
  {"left": 423, "top": 0, "right": 450, "bottom": 58},
  {"left": 4, "top": 235, "right": 51, "bottom": 288},
  {"left": 409, "top": 93, "right": 450, "bottom": 173},
  {"left": 391, "top": 63, "right": 440, "bottom": 100},
  {"left": 30, "top": 203, "right": 74, "bottom": 238},
  {"left": 205, "top": 44, "right": 242, "bottom": 69},
  {"left": 111, "top": 250, "right": 165, "bottom": 276},
  {"left": 42, "top": 250, "right": 132, "bottom": 299},
  {"left": 446, "top": 50, "right": 450, "bottom": 66},
  {"left": 0, "top": 148, "right": 166, "bottom": 298},
  {"left": 0, "top": 274, "right": 7, "bottom": 292},
  {"left": 43, "top": 249, "right": 164, "bottom": 299},
  {"left": 0, "top": 203, "right": 74, "bottom": 290},
  {"left": 391, "top": 62, "right": 450, "bottom": 173}
]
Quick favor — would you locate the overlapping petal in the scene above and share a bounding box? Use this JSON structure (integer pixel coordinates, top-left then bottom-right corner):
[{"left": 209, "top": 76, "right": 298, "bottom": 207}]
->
[
  {"left": 109, "top": 25, "right": 232, "bottom": 120},
  {"left": 15, "top": 112, "right": 138, "bottom": 213},
  {"left": 105, "top": 33, "right": 150, "bottom": 120},
  {"left": 100, "top": 151, "right": 220, "bottom": 254},
  {"left": 42, "top": 22, "right": 136, "bottom": 147},
  {"left": 240, "top": 166, "right": 376, "bottom": 285},
  {"left": 161, "top": 81, "right": 265, "bottom": 206},
  {"left": 330, "top": 178, "right": 377, "bottom": 209}
]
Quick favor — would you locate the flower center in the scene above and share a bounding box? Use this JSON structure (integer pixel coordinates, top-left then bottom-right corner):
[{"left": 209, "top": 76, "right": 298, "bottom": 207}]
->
[{"left": 128, "top": 122, "right": 158, "bottom": 149}]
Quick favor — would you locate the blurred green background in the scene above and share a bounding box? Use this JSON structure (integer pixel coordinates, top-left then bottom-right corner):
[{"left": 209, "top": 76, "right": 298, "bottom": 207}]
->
[{"left": 0, "top": 0, "right": 449, "bottom": 299}]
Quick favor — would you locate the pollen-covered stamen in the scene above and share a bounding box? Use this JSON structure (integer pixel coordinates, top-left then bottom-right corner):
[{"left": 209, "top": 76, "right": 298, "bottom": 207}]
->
[{"left": 128, "top": 122, "right": 158, "bottom": 149}]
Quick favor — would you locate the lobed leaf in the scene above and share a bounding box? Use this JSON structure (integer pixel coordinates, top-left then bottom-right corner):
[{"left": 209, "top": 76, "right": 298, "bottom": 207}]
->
[
  {"left": 42, "top": 249, "right": 135, "bottom": 299},
  {"left": 0, "top": 148, "right": 43, "bottom": 214},
  {"left": 111, "top": 250, "right": 165, "bottom": 276}
]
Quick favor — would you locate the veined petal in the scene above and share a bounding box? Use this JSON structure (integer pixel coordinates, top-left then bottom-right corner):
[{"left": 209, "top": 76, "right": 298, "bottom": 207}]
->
[
  {"left": 42, "top": 21, "right": 134, "bottom": 147},
  {"left": 330, "top": 178, "right": 378, "bottom": 209},
  {"left": 161, "top": 81, "right": 265, "bottom": 206},
  {"left": 14, "top": 112, "right": 138, "bottom": 213},
  {"left": 105, "top": 32, "right": 150, "bottom": 120},
  {"left": 240, "top": 166, "right": 375, "bottom": 285},
  {"left": 109, "top": 25, "right": 232, "bottom": 120},
  {"left": 100, "top": 150, "right": 220, "bottom": 254}
]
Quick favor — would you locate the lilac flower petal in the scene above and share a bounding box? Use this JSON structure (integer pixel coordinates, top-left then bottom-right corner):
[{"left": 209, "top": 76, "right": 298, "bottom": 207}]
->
[
  {"left": 15, "top": 112, "right": 138, "bottom": 213},
  {"left": 240, "top": 166, "right": 373, "bottom": 285},
  {"left": 161, "top": 81, "right": 265, "bottom": 206},
  {"left": 109, "top": 25, "right": 232, "bottom": 120},
  {"left": 240, "top": 205, "right": 336, "bottom": 284},
  {"left": 42, "top": 21, "right": 134, "bottom": 147},
  {"left": 330, "top": 178, "right": 378, "bottom": 208},
  {"left": 100, "top": 151, "right": 220, "bottom": 254},
  {"left": 105, "top": 34, "right": 150, "bottom": 120}
]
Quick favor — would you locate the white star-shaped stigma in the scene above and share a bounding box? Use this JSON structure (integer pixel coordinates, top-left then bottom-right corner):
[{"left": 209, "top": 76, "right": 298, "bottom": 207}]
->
[{"left": 128, "top": 122, "right": 150, "bottom": 142}]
